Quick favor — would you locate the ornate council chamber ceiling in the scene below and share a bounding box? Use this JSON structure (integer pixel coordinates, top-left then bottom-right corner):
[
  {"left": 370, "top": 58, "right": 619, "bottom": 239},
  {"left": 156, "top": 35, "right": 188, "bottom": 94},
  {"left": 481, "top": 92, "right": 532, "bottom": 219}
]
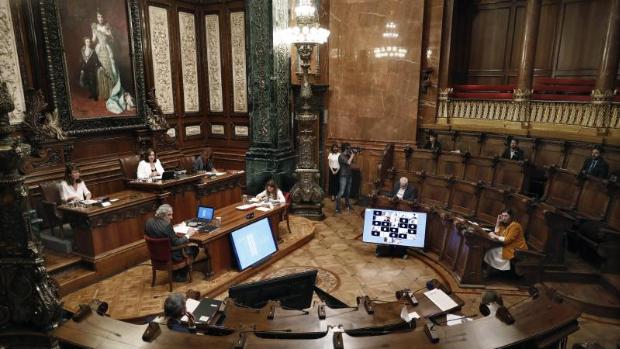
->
[
  {"left": 205, "top": 14, "right": 223, "bottom": 113},
  {"left": 230, "top": 11, "right": 247, "bottom": 113},
  {"left": 178, "top": 12, "right": 199, "bottom": 113},
  {"left": 0, "top": 0, "right": 25, "bottom": 124},
  {"left": 148, "top": 6, "right": 174, "bottom": 114}
]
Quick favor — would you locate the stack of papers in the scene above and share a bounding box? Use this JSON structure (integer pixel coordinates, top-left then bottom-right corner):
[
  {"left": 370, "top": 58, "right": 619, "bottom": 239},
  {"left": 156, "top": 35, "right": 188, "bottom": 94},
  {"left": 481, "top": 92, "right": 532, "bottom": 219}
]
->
[
  {"left": 445, "top": 313, "right": 472, "bottom": 326},
  {"left": 424, "top": 289, "right": 458, "bottom": 312},
  {"left": 181, "top": 298, "right": 200, "bottom": 322},
  {"left": 173, "top": 222, "right": 190, "bottom": 235}
]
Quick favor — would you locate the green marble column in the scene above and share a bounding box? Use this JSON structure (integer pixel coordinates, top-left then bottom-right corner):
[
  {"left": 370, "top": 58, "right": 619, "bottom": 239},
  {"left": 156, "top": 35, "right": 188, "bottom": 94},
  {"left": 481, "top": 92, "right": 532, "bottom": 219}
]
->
[{"left": 245, "top": 0, "right": 296, "bottom": 194}]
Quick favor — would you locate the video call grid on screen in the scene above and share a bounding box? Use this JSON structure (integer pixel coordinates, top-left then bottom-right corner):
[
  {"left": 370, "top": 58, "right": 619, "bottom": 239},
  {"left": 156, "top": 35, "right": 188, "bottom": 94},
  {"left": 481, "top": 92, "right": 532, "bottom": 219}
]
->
[{"left": 362, "top": 209, "right": 427, "bottom": 248}]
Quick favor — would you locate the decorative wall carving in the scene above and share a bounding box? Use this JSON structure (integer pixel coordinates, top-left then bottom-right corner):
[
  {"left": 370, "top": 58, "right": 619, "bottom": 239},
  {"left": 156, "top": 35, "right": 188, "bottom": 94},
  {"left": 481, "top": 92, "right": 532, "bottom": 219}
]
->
[
  {"left": 22, "top": 89, "right": 66, "bottom": 149},
  {"left": 230, "top": 11, "right": 247, "bottom": 113},
  {"left": 178, "top": 12, "right": 199, "bottom": 113},
  {"left": 148, "top": 6, "right": 174, "bottom": 114},
  {"left": 205, "top": 14, "right": 223, "bottom": 113},
  {"left": 0, "top": 0, "right": 25, "bottom": 124},
  {"left": 185, "top": 125, "right": 201, "bottom": 137}
]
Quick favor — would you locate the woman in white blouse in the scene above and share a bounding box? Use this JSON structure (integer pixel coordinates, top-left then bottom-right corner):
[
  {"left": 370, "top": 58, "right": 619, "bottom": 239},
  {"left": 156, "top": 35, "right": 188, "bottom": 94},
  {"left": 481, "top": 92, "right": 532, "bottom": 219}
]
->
[
  {"left": 60, "top": 164, "right": 92, "bottom": 203},
  {"left": 327, "top": 143, "right": 340, "bottom": 201},
  {"left": 256, "top": 179, "right": 286, "bottom": 204},
  {"left": 137, "top": 148, "right": 165, "bottom": 179}
]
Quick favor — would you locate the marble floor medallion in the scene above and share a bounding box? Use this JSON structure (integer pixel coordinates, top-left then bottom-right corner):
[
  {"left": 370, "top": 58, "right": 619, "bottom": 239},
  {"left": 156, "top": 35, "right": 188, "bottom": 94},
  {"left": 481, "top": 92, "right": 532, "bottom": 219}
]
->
[{"left": 262, "top": 266, "right": 340, "bottom": 293}]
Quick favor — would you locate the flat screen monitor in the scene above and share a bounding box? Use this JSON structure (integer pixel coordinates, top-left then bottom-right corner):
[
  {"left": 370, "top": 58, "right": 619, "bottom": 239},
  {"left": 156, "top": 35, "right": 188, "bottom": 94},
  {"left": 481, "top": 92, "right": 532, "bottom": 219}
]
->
[
  {"left": 230, "top": 217, "right": 277, "bottom": 271},
  {"left": 228, "top": 270, "right": 318, "bottom": 310},
  {"left": 362, "top": 208, "right": 427, "bottom": 248},
  {"left": 196, "top": 206, "right": 214, "bottom": 221}
]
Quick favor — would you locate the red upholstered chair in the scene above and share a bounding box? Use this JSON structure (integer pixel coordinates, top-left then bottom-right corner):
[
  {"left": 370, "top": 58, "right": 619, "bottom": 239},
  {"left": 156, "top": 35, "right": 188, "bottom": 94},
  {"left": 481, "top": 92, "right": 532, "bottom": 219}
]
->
[{"left": 144, "top": 235, "right": 193, "bottom": 291}]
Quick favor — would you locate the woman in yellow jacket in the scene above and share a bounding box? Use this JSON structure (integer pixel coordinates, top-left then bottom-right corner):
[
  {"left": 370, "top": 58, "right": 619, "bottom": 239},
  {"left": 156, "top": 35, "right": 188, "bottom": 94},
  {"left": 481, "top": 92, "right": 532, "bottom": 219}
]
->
[{"left": 483, "top": 208, "right": 528, "bottom": 273}]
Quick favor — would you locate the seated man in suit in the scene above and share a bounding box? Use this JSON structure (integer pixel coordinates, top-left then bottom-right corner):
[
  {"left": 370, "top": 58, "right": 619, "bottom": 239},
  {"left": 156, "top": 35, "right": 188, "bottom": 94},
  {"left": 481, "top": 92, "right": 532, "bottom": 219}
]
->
[
  {"left": 193, "top": 147, "right": 218, "bottom": 172},
  {"left": 164, "top": 293, "right": 196, "bottom": 334},
  {"left": 423, "top": 132, "right": 442, "bottom": 152},
  {"left": 145, "top": 204, "right": 199, "bottom": 282},
  {"left": 390, "top": 177, "right": 417, "bottom": 201},
  {"left": 501, "top": 139, "right": 524, "bottom": 161},
  {"left": 580, "top": 146, "right": 609, "bottom": 179},
  {"left": 483, "top": 208, "right": 528, "bottom": 277}
]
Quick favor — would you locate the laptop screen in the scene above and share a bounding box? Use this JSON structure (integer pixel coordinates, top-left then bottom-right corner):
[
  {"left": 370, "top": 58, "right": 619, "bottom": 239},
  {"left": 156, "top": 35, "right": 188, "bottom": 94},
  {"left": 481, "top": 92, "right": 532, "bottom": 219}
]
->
[{"left": 197, "top": 206, "right": 215, "bottom": 220}]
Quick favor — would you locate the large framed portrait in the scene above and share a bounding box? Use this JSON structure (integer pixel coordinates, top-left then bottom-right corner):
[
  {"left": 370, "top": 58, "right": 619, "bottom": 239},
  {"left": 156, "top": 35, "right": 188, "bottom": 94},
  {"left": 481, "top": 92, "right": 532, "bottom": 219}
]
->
[{"left": 41, "top": 0, "right": 147, "bottom": 135}]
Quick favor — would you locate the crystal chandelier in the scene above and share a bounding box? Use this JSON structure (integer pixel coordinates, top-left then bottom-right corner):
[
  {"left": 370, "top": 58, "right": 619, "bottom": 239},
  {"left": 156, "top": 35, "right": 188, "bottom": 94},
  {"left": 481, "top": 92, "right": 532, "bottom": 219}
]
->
[{"left": 277, "top": 0, "right": 330, "bottom": 45}]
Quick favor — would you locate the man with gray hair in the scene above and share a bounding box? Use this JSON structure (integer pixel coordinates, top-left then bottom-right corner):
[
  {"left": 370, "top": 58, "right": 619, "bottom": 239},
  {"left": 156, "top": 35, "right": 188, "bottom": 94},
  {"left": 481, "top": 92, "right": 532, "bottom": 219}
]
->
[
  {"left": 145, "top": 204, "right": 198, "bottom": 282},
  {"left": 390, "top": 177, "right": 416, "bottom": 201},
  {"left": 163, "top": 293, "right": 196, "bottom": 333}
]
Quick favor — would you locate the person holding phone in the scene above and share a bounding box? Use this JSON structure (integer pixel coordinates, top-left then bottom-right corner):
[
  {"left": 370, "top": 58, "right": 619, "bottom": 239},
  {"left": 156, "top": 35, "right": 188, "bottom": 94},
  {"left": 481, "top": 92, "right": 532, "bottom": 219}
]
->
[{"left": 483, "top": 208, "right": 528, "bottom": 276}]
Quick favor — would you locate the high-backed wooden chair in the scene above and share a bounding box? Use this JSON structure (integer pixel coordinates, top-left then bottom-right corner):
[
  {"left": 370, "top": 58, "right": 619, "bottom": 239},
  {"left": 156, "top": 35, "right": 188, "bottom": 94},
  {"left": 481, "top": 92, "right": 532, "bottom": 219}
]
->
[
  {"left": 144, "top": 235, "right": 193, "bottom": 291},
  {"left": 181, "top": 155, "right": 196, "bottom": 173},
  {"left": 39, "top": 182, "right": 65, "bottom": 238},
  {"left": 118, "top": 154, "right": 140, "bottom": 180}
]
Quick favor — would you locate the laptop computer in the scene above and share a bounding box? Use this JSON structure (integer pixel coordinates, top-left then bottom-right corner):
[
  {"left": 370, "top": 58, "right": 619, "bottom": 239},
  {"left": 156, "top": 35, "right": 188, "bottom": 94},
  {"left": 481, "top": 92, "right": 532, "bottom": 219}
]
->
[
  {"left": 192, "top": 298, "right": 223, "bottom": 323},
  {"left": 161, "top": 170, "right": 175, "bottom": 180},
  {"left": 187, "top": 205, "right": 215, "bottom": 226}
]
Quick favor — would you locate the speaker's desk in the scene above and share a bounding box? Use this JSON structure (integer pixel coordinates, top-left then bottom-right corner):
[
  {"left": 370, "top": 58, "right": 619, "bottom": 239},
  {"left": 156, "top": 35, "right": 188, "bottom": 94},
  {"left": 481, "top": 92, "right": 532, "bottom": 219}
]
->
[
  {"left": 126, "top": 171, "right": 244, "bottom": 224},
  {"left": 58, "top": 190, "right": 159, "bottom": 277},
  {"left": 188, "top": 202, "right": 288, "bottom": 278}
]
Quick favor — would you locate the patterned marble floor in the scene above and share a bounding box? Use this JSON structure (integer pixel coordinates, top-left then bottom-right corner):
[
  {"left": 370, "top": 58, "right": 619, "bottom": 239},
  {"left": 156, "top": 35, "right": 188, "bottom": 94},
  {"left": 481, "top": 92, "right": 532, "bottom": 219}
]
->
[{"left": 61, "top": 199, "right": 620, "bottom": 348}]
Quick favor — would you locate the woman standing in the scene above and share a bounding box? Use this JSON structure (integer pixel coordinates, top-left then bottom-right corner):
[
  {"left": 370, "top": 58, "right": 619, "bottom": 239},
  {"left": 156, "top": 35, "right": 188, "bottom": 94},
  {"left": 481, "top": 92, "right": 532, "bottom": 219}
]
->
[
  {"left": 137, "top": 148, "right": 165, "bottom": 179},
  {"left": 59, "top": 164, "right": 92, "bottom": 203},
  {"left": 327, "top": 144, "right": 340, "bottom": 201},
  {"left": 91, "top": 9, "right": 129, "bottom": 114}
]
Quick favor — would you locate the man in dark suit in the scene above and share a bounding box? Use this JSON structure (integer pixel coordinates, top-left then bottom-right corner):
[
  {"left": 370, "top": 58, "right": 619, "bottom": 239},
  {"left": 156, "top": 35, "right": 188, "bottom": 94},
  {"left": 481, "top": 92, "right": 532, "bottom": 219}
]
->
[
  {"left": 391, "top": 177, "right": 417, "bottom": 201},
  {"left": 501, "top": 139, "right": 525, "bottom": 161},
  {"left": 145, "top": 204, "right": 198, "bottom": 282},
  {"left": 580, "top": 146, "right": 609, "bottom": 178},
  {"left": 164, "top": 293, "right": 196, "bottom": 334},
  {"left": 423, "top": 133, "right": 442, "bottom": 152}
]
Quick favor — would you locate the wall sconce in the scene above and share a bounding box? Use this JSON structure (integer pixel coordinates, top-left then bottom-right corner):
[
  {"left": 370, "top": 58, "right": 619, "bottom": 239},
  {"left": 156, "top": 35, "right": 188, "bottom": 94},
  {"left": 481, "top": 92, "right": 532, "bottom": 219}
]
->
[{"left": 421, "top": 67, "right": 433, "bottom": 94}]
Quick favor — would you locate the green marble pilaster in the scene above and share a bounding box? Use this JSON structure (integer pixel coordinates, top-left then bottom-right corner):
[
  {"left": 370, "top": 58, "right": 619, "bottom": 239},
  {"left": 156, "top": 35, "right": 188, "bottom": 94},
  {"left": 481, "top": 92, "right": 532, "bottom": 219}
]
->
[{"left": 245, "top": 0, "right": 296, "bottom": 194}]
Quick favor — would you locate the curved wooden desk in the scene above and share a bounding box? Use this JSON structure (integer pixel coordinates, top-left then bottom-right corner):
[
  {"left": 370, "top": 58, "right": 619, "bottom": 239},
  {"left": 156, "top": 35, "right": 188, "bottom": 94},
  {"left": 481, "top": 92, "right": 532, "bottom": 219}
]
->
[{"left": 52, "top": 290, "right": 580, "bottom": 348}]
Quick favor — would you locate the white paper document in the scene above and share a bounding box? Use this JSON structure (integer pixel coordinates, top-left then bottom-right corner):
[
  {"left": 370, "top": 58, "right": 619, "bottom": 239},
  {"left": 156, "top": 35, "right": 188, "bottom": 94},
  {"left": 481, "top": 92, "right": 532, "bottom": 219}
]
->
[
  {"left": 445, "top": 313, "right": 472, "bottom": 326},
  {"left": 235, "top": 204, "right": 258, "bottom": 210},
  {"left": 400, "top": 305, "right": 420, "bottom": 322},
  {"left": 181, "top": 298, "right": 200, "bottom": 321},
  {"left": 173, "top": 222, "right": 189, "bottom": 235},
  {"left": 424, "top": 289, "right": 458, "bottom": 312},
  {"left": 255, "top": 206, "right": 272, "bottom": 212}
]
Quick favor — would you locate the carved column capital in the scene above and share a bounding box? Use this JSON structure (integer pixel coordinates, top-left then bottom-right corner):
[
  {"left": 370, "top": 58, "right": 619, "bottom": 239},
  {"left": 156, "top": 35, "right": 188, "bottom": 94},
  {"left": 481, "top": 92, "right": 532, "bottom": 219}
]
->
[{"left": 591, "top": 89, "right": 617, "bottom": 104}]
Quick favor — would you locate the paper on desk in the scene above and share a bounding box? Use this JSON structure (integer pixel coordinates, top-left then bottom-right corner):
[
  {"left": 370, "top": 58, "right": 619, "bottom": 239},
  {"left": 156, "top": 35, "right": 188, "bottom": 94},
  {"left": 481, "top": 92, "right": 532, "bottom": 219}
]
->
[
  {"left": 174, "top": 222, "right": 189, "bottom": 235},
  {"left": 82, "top": 199, "right": 98, "bottom": 205},
  {"left": 400, "top": 305, "right": 420, "bottom": 322},
  {"left": 256, "top": 206, "right": 272, "bottom": 212},
  {"left": 236, "top": 204, "right": 258, "bottom": 210},
  {"left": 181, "top": 298, "right": 200, "bottom": 322},
  {"left": 445, "top": 313, "right": 472, "bottom": 326},
  {"left": 198, "top": 316, "right": 209, "bottom": 322},
  {"left": 424, "top": 289, "right": 458, "bottom": 312}
]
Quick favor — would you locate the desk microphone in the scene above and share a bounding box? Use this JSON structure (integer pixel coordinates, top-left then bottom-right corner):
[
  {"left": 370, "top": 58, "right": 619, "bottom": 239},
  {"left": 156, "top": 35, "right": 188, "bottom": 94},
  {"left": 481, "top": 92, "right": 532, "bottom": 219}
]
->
[
  {"left": 395, "top": 288, "right": 423, "bottom": 306},
  {"left": 426, "top": 279, "right": 452, "bottom": 295},
  {"left": 479, "top": 287, "right": 539, "bottom": 325},
  {"left": 424, "top": 314, "right": 477, "bottom": 343}
]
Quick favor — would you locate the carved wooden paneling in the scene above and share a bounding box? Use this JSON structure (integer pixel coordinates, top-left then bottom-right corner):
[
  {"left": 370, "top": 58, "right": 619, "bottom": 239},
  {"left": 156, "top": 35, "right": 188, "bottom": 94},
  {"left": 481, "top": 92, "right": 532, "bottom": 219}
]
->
[
  {"left": 0, "top": 0, "right": 25, "bottom": 124},
  {"left": 463, "top": 156, "right": 495, "bottom": 184},
  {"left": 476, "top": 186, "right": 506, "bottom": 225},
  {"left": 419, "top": 176, "right": 451, "bottom": 208},
  {"left": 229, "top": 11, "right": 247, "bottom": 113},
  {"left": 543, "top": 167, "right": 582, "bottom": 210},
  {"left": 449, "top": 180, "right": 479, "bottom": 218},
  {"left": 148, "top": 5, "right": 175, "bottom": 114},
  {"left": 575, "top": 177, "right": 610, "bottom": 221},
  {"left": 205, "top": 14, "right": 223, "bottom": 113},
  {"left": 178, "top": 11, "right": 200, "bottom": 113},
  {"left": 436, "top": 153, "right": 465, "bottom": 178}
]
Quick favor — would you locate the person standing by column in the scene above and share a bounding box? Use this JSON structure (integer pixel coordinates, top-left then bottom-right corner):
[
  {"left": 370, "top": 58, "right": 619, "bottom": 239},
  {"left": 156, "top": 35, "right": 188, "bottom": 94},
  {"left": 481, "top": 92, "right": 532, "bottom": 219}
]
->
[
  {"left": 335, "top": 143, "right": 356, "bottom": 214},
  {"left": 327, "top": 144, "right": 340, "bottom": 201}
]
